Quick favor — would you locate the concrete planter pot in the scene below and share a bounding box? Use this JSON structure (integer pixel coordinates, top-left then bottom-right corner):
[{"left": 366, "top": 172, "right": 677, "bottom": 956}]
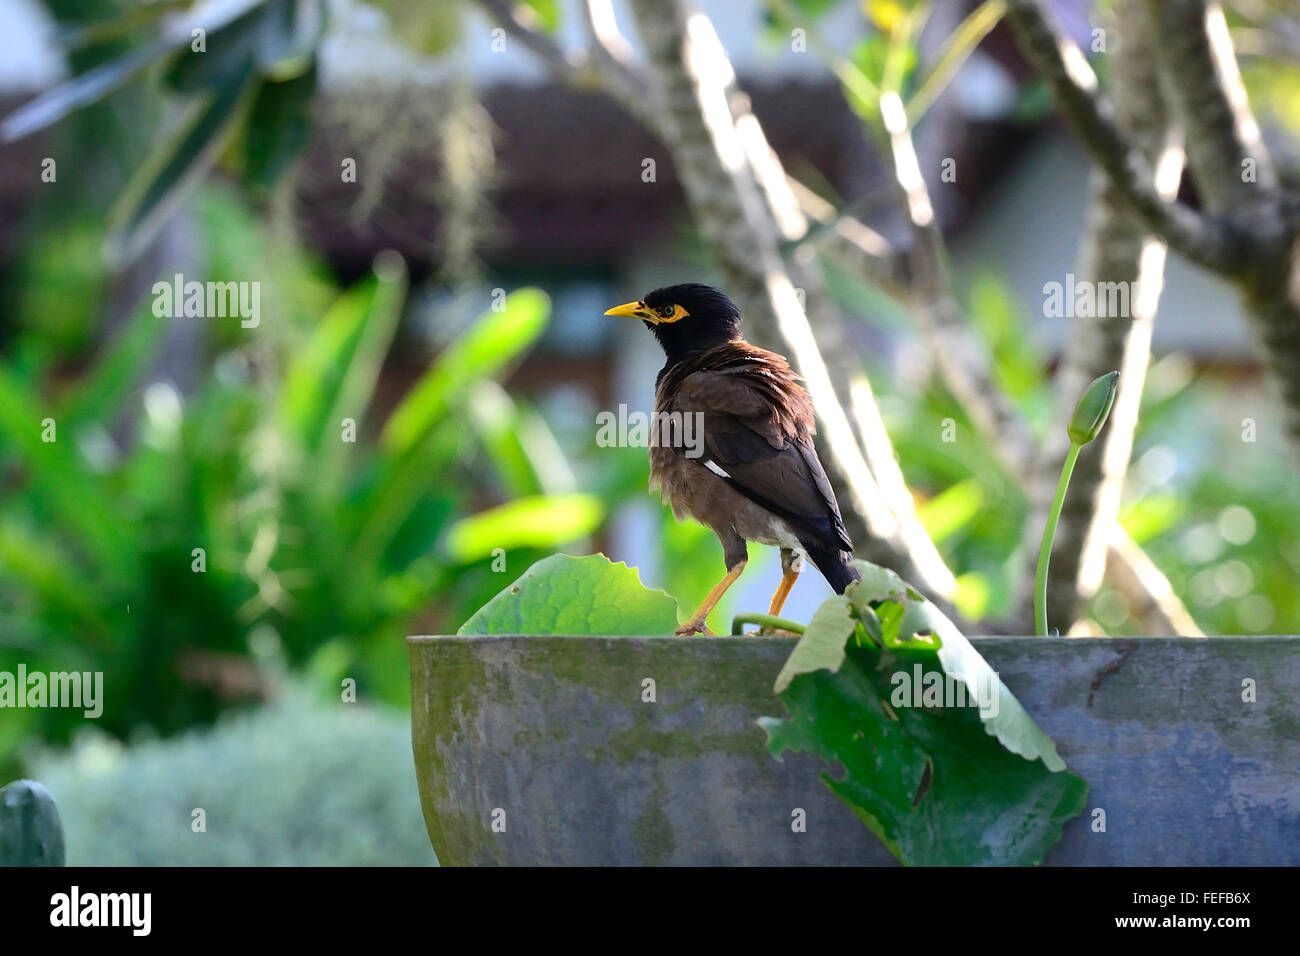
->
[{"left": 408, "top": 634, "right": 1299, "bottom": 865}]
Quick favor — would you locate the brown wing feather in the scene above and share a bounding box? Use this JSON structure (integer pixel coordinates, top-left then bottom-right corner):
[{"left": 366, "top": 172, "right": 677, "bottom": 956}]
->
[{"left": 656, "top": 342, "right": 853, "bottom": 554}]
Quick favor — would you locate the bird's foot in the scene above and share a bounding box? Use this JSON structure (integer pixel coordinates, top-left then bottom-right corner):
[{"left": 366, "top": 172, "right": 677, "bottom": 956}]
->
[{"left": 674, "top": 619, "right": 714, "bottom": 636}]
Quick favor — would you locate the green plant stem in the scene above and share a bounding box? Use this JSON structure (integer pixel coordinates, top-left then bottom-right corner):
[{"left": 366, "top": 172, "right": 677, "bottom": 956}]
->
[
  {"left": 1036, "top": 442, "right": 1082, "bottom": 636},
  {"left": 730, "top": 613, "right": 806, "bottom": 636}
]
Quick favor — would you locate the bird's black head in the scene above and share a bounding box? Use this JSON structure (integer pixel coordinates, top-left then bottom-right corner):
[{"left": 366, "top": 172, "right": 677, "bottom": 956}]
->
[{"left": 604, "top": 283, "right": 742, "bottom": 364}]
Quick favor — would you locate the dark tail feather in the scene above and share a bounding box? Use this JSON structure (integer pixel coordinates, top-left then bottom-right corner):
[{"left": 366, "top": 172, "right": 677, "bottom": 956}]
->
[{"left": 806, "top": 547, "right": 861, "bottom": 594}]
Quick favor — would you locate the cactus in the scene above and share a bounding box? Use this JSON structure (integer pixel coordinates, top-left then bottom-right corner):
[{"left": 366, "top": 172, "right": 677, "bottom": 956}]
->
[{"left": 0, "top": 780, "right": 66, "bottom": 866}]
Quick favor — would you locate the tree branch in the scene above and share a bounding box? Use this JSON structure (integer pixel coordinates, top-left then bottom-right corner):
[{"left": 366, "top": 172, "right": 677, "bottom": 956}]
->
[
  {"left": 1139, "top": 1, "right": 1300, "bottom": 457},
  {"left": 1145, "top": 0, "right": 1278, "bottom": 208},
  {"left": 1002, "top": 0, "right": 1244, "bottom": 274},
  {"left": 877, "top": 91, "right": 1041, "bottom": 472},
  {"left": 577, "top": 0, "right": 661, "bottom": 131},
  {"left": 477, "top": 0, "right": 661, "bottom": 133},
  {"left": 785, "top": 179, "right": 912, "bottom": 292},
  {"left": 1107, "top": 528, "right": 1205, "bottom": 636}
]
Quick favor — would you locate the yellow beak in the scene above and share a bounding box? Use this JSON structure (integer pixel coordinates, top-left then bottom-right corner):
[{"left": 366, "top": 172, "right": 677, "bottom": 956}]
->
[{"left": 604, "top": 300, "right": 651, "bottom": 320}]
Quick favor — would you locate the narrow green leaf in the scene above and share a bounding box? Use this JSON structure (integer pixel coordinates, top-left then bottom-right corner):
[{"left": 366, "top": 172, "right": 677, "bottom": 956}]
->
[
  {"left": 906, "top": 0, "right": 1006, "bottom": 124},
  {"left": 380, "top": 289, "right": 549, "bottom": 459},
  {"left": 278, "top": 254, "right": 406, "bottom": 508},
  {"left": 54, "top": 1, "right": 189, "bottom": 52},
  {"left": 105, "top": 74, "right": 259, "bottom": 265},
  {"left": 242, "top": 63, "right": 317, "bottom": 190},
  {"left": 0, "top": 521, "right": 113, "bottom": 644},
  {"left": 0, "top": 370, "right": 137, "bottom": 583},
  {"left": 281, "top": 279, "right": 378, "bottom": 444},
  {"left": 1, "top": 42, "right": 167, "bottom": 142},
  {"left": 164, "top": 4, "right": 265, "bottom": 92},
  {"left": 2, "top": 0, "right": 271, "bottom": 141},
  {"left": 352, "top": 289, "right": 549, "bottom": 572},
  {"left": 60, "top": 303, "right": 169, "bottom": 426},
  {"left": 462, "top": 380, "right": 545, "bottom": 498},
  {"left": 282, "top": 255, "right": 405, "bottom": 449},
  {"left": 773, "top": 594, "right": 855, "bottom": 693},
  {"left": 444, "top": 494, "right": 603, "bottom": 563}
]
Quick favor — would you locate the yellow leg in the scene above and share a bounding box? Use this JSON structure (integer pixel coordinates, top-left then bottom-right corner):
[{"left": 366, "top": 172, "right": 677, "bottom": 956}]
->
[
  {"left": 675, "top": 561, "right": 747, "bottom": 636},
  {"left": 767, "top": 568, "right": 799, "bottom": 616}
]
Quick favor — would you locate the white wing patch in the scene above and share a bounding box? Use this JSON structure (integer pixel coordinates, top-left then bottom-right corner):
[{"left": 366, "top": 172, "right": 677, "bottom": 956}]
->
[{"left": 703, "top": 459, "right": 731, "bottom": 478}]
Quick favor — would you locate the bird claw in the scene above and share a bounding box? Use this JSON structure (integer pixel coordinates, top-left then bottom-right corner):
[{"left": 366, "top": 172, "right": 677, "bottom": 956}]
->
[{"left": 674, "top": 620, "right": 714, "bottom": 636}]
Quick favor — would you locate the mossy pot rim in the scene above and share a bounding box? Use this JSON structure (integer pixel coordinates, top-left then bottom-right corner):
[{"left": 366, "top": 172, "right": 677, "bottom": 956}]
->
[{"left": 408, "top": 632, "right": 1300, "bottom": 865}]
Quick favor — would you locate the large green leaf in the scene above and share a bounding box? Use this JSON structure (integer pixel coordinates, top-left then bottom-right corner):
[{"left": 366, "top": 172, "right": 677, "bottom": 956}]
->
[
  {"left": 760, "top": 560, "right": 1087, "bottom": 866},
  {"left": 772, "top": 593, "right": 853, "bottom": 693},
  {"left": 458, "top": 554, "right": 680, "bottom": 636},
  {"left": 761, "top": 640, "right": 1088, "bottom": 865}
]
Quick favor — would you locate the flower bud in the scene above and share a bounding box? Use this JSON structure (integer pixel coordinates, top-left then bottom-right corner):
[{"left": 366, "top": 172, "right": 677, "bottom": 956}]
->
[{"left": 1068, "top": 371, "right": 1119, "bottom": 445}]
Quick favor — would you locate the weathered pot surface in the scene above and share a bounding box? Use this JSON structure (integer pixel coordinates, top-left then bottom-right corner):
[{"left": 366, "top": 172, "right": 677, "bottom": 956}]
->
[{"left": 408, "top": 634, "right": 1300, "bottom": 865}]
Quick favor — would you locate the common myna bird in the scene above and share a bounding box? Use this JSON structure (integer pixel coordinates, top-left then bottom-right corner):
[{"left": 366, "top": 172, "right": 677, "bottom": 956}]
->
[{"left": 605, "top": 283, "right": 860, "bottom": 635}]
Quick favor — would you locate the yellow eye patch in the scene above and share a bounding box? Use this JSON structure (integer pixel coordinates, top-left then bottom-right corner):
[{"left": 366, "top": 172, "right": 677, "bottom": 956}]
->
[{"left": 655, "top": 303, "right": 690, "bottom": 323}]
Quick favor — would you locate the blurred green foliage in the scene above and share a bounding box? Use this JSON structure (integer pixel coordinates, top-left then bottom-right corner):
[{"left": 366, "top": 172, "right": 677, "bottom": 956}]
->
[
  {"left": 1115, "top": 358, "right": 1300, "bottom": 637},
  {"left": 0, "top": 188, "right": 602, "bottom": 776},
  {"left": 29, "top": 689, "right": 434, "bottom": 865}
]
